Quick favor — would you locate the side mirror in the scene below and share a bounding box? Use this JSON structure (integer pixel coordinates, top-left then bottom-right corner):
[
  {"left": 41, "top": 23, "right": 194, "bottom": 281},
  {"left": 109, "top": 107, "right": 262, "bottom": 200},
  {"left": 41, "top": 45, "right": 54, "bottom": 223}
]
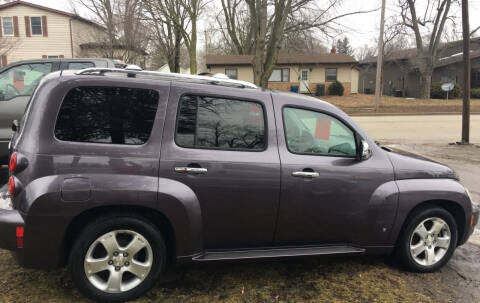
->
[
  {"left": 359, "top": 140, "right": 372, "bottom": 160},
  {"left": 11, "top": 120, "right": 18, "bottom": 132}
]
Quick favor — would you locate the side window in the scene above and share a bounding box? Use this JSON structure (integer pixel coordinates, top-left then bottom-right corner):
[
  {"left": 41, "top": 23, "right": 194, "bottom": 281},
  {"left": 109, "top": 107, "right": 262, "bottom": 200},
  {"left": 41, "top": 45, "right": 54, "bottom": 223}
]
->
[
  {"left": 55, "top": 87, "right": 159, "bottom": 145},
  {"left": 283, "top": 107, "right": 356, "bottom": 157},
  {"left": 67, "top": 62, "right": 95, "bottom": 70},
  {"left": 176, "top": 95, "right": 266, "bottom": 151},
  {"left": 0, "top": 63, "right": 52, "bottom": 101}
]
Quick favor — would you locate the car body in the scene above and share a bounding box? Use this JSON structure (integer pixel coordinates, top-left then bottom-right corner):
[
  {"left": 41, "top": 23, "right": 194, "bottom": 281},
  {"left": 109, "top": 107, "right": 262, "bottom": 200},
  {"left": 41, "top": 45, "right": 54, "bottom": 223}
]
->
[
  {"left": 0, "top": 58, "right": 118, "bottom": 164},
  {"left": 0, "top": 69, "right": 478, "bottom": 301}
]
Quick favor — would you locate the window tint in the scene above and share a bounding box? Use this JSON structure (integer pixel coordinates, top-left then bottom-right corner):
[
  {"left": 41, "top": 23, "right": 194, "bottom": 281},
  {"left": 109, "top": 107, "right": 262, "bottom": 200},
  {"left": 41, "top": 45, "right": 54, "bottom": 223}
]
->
[
  {"left": 68, "top": 62, "right": 95, "bottom": 70},
  {"left": 55, "top": 87, "right": 159, "bottom": 145},
  {"left": 283, "top": 107, "right": 356, "bottom": 156},
  {"left": 30, "top": 17, "right": 42, "bottom": 35},
  {"left": 2, "top": 17, "right": 13, "bottom": 36},
  {"left": 326, "top": 68, "right": 337, "bottom": 82},
  {"left": 0, "top": 63, "right": 52, "bottom": 101},
  {"left": 176, "top": 95, "right": 265, "bottom": 150},
  {"left": 225, "top": 68, "right": 237, "bottom": 79}
]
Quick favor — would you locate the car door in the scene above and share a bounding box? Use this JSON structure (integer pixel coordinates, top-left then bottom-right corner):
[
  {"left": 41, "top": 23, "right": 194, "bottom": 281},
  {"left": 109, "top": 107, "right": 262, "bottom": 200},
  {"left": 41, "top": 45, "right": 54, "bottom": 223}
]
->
[
  {"left": 272, "top": 92, "right": 395, "bottom": 246},
  {"left": 159, "top": 83, "right": 281, "bottom": 249},
  {"left": 0, "top": 61, "right": 56, "bottom": 160}
]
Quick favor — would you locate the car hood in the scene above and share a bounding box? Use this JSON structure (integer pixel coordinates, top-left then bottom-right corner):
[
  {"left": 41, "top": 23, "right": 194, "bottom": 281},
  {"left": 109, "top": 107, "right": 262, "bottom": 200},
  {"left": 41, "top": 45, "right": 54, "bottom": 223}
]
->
[{"left": 386, "top": 149, "right": 458, "bottom": 180}]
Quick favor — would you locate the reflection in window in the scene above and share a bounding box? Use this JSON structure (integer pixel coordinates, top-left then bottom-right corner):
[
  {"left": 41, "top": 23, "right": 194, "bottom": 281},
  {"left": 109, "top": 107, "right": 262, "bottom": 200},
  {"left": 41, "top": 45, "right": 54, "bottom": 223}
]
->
[
  {"left": 268, "top": 68, "right": 289, "bottom": 82},
  {"left": 326, "top": 68, "right": 337, "bottom": 82},
  {"left": 283, "top": 107, "right": 356, "bottom": 156},
  {"left": 0, "top": 63, "right": 52, "bottom": 101},
  {"left": 176, "top": 95, "right": 265, "bottom": 150},
  {"left": 67, "top": 62, "right": 95, "bottom": 70},
  {"left": 225, "top": 68, "right": 237, "bottom": 79},
  {"left": 55, "top": 87, "right": 159, "bottom": 145}
]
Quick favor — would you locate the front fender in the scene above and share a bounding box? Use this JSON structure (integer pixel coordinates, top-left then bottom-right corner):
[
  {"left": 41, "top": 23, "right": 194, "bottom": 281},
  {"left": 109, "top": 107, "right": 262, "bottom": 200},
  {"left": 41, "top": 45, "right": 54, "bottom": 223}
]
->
[{"left": 389, "top": 178, "right": 472, "bottom": 245}]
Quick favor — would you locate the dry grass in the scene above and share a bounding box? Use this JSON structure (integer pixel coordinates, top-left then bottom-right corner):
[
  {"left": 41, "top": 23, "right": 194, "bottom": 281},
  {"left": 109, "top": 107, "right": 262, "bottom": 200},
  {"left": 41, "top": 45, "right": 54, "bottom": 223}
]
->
[
  {"left": 0, "top": 249, "right": 474, "bottom": 303},
  {"left": 320, "top": 94, "right": 480, "bottom": 114}
]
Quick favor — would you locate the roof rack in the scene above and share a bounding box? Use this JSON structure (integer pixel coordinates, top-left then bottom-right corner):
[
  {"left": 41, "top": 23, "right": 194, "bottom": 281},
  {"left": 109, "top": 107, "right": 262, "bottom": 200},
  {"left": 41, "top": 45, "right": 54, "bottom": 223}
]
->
[{"left": 75, "top": 68, "right": 258, "bottom": 89}]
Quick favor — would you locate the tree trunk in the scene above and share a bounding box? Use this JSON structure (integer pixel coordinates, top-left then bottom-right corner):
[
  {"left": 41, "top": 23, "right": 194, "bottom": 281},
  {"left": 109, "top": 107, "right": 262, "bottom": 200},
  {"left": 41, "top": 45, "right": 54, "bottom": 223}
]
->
[
  {"left": 189, "top": 20, "right": 197, "bottom": 74},
  {"left": 419, "top": 58, "right": 433, "bottom": 99},
  {"left": 173, "top": 28, "right": 181, "bottom": 73}
]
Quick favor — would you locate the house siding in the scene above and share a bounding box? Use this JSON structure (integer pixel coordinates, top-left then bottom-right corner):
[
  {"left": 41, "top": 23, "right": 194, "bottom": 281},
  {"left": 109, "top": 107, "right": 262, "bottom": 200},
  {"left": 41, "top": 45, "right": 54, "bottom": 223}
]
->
[{"left": 70, "top": 18, "right": 103, "bottom": 57}]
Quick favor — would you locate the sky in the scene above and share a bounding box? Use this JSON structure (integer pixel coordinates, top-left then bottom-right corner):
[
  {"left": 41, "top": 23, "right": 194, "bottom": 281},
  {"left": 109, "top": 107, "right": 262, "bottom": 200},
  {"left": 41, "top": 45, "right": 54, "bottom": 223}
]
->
[{"left": 19, "top": 0, "right": 480, "bottom": 52}]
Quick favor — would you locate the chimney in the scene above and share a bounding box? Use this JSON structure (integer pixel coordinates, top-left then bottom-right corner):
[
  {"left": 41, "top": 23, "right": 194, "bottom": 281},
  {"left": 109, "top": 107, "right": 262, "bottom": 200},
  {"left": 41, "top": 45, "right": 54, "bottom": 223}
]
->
[{"left": 330, "top": 46, "right": 336, "bottom": 54}]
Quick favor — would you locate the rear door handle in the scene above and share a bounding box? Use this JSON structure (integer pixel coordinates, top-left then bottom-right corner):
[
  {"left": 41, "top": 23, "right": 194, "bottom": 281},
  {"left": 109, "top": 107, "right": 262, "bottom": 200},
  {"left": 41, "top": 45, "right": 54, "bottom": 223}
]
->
[
  {"left": 292, "top": 171, "right": 319, "bottom": 178},
  {"left": 174, "top": 167, "right": 208, "bottom": 174}
]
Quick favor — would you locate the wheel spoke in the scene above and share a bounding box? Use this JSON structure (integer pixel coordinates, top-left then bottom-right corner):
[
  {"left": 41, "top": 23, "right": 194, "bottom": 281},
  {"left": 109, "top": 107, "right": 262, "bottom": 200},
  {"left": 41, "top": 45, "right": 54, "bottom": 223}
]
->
[
  {"left": 436, "top": 236, "right": 450, "bottom": 249},
  {"left": 125, "top": 236, "right": 147, "bottom": 256},
  {"left": 425, "top": 246, "right": 436, "bottom": 265},
  {"left": 430, "top": 220, "right": 445, "bottom": 235},
  {"left": 127, "top": 261, "right": 151, "bottom": 279},
  {"left": 85, "top": 257, "right": 109, "bottom": 275},
  {"left": 414, "top": 223, "right": 428, "bottom": 239},
  {"left": 101, "top": 232, "right": 120, "bottom": 255},
  {"left": 106, "top": 270, "right": 123, "bottom": 292},
  {"left": 410, "top": 241, "right": 426, "bottom": 257}
]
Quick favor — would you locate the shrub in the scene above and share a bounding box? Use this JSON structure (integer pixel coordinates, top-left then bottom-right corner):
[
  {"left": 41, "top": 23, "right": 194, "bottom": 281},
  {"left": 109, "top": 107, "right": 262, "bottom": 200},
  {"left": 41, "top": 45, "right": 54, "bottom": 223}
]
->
[
  {"left": 430, "top": 82, "right": 462, "bottom": 99},
  {"left": 327, "top": 81, "right": 344, "bottom": 96},
  {"left": 471, "top": 88, "right": 480, "bottom": 98}
]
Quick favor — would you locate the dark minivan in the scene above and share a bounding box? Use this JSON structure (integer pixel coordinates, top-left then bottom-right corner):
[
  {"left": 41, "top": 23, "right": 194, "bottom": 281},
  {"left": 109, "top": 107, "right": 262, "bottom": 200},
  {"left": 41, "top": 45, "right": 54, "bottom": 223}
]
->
[{"left": 0, "top": 68, "right": 478, "bottom": 302}]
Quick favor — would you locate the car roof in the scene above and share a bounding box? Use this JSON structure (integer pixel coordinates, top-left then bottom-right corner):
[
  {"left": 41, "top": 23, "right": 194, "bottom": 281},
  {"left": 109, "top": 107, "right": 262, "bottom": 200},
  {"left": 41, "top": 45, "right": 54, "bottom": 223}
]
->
[{"left": 0, "top": 58, "right": 116, "bottom": 72}]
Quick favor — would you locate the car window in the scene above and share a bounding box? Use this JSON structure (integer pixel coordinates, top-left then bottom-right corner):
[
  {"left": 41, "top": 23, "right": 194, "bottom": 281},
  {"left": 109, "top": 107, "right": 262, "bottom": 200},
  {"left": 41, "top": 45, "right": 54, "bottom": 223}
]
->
[
  {"left": 176, "top": 95, "right": 266, "bottom": 151},
  {"left": 55, "top": 86, "right": 159, "bottom": 145},
  {"left": 283, "top": 107, "right": 356, "bottom": 156},
  {"left": 0, "top": 63, "right": 52, "bottom": 101},
  {"left": 67, "top": 62, "right": 95, "bottom": 70}
]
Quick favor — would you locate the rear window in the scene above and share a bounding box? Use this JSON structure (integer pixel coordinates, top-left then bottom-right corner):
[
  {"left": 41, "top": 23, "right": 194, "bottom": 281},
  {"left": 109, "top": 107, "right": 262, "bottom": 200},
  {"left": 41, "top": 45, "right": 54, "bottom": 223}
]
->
[
  {"left": 67, "top": 62, "right": 95, "bottom": 70},
  {"left": 55, "top": 86, "right": 159, "bottom": 145},
  {"left": 176, "top": 95, "right": 266, "bottom": 151}
]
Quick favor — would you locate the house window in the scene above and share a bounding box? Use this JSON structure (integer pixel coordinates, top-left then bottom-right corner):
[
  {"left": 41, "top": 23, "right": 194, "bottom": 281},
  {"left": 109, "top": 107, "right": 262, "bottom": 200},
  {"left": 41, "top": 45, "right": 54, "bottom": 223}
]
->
[
  {"left": 326, "top": 68, "right": 337, "bottom": 82},
  {"left": 2, "top": 17, "right": 14, "bottom": 36},
  {"left": 225, "top": 68, "right": 237, "bottom": 79},
  {"left": 47, "top": 56, "right": 59, "bottom": 59},
  {"left": 30, "top": 17, "right": 42, "bottom": 35},
  {"left": 268, "top": 68, "right": 289, "bottom": 82},
  {"left": 441, "top": 76, "right": 455, "bottom": 83}
]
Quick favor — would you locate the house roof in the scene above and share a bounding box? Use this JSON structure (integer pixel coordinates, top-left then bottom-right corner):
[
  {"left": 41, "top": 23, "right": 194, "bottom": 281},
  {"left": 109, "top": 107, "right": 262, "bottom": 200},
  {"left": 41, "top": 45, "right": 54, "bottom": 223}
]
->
[
  {"left": 206, "top": 53, "right": 358, "bottom": 66},
  {"left": 436, "top": 49, "right": 480, "bottom": 67},
  {"left": 359, "top": 37, "right": 480, "bottom": 65},
  {"left": 0, "top": 0, "right": 103, "bottom": 29}
]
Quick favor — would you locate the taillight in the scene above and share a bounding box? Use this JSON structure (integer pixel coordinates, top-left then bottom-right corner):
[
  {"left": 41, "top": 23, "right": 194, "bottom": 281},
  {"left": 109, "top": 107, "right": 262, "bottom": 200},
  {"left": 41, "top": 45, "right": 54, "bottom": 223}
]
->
[
  {"left": 8, "top": 176, "right": 15, "bottom": 196},
  {"left": 9, "top": 152, "right": 17, "bottom": 172}
]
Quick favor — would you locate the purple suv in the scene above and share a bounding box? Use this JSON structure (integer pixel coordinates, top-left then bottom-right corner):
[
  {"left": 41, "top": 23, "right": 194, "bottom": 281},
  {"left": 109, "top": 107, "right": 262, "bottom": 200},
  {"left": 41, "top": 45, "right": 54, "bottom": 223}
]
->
[{"left": 0, "top": 68, "right": 478, "bottom": 302}]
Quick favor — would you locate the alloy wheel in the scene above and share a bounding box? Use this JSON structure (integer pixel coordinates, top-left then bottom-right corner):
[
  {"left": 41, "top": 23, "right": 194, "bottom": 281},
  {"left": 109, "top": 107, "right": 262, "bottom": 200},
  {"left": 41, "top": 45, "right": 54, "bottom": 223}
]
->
[
  {"left": 409, "top": 217, "right": 451, "bottom": 266},
  {"left": 83, "top": 230, "right": 153, "bottom": 293}
]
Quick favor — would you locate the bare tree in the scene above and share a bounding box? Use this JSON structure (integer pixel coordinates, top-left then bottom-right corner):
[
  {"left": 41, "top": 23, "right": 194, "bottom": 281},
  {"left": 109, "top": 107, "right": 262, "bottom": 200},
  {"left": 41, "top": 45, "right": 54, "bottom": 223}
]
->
[
  {"left": 142, "top": 0, "right": 186, "bottom": 72},
  {"left": 399, "top": 0, "right": 457, "bottom": 99},
  {"left": 219, "top": 0, "right": 375, "bottom": 87},
  {"left": 157, "top": 0, "right": 206, "bottom": 74}
]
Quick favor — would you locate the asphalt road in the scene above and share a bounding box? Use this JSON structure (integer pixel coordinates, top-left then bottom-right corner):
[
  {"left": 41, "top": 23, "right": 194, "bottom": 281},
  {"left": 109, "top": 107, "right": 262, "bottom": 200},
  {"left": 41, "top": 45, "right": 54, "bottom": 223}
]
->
[{"left": 353, "top": 114, "right": 480, "bottom": 144}]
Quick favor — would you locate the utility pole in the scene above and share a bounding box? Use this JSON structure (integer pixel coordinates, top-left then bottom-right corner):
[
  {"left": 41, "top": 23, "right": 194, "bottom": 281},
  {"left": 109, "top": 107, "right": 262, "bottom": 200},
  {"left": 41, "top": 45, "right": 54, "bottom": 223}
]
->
[
  {"left": 374, "top": 0, "right": 386, "bottom": 112},
  {"left": 461, "top": 0, "right": 470, "bottom": 144}
]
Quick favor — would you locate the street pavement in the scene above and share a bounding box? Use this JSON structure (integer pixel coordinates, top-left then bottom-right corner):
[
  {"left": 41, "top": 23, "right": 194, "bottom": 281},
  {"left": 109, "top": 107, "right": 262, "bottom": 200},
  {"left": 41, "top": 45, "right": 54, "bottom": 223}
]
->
[{"left": 353, "top": 114, "right": 480, "bottom": 144}]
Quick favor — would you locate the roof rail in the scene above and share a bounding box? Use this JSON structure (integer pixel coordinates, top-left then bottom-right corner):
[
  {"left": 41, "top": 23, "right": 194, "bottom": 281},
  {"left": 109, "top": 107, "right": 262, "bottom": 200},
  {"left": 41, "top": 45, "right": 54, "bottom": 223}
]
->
[{"left": 75, "top": 68, "right": 258, "bottom": 89}]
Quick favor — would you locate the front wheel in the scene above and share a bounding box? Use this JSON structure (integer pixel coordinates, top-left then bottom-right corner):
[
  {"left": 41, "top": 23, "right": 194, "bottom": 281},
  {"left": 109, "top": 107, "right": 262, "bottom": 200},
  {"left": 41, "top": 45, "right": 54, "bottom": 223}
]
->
[
  {"left": 69, "top": 216, "right": 166, "bottom": 302},
  {"left": 397, "top": 206, "right": 458, "bottom": 272}
]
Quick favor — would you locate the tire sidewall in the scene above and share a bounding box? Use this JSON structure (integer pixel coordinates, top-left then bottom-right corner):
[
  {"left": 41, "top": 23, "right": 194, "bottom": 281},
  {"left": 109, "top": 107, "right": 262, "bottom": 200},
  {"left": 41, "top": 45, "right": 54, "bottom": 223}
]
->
[
  {"left": 69, "top": 216, "right": 166, "bottom": 302},
  {"left": 400, "top": 207, "right": 458, "bottom": 273}
]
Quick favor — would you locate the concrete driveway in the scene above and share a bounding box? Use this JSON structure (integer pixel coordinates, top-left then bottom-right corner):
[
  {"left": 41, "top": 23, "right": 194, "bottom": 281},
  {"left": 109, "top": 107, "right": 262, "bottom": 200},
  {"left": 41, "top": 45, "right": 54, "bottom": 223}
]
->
[{"left": 353, "top": 114, "right": 480, "bottom": 144}]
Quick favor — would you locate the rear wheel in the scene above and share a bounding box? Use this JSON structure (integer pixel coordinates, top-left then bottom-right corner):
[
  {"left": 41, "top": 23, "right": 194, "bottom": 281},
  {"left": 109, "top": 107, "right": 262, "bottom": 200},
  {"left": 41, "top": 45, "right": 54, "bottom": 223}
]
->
[
  {"left": 69, "top": 216, "right": 166, "bottom": 302},
  {"left": 397, "top": 206, "right": 457, "bottom": 272}
]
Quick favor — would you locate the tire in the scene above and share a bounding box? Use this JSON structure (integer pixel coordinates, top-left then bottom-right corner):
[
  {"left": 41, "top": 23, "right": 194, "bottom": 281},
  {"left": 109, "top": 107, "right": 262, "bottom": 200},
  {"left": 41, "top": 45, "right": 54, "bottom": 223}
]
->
[
  {"left": 397, "top": 206, "right": 457, "bottom": 273},
  {"left": 69, "top": 215, "right": 166, "bottom": 302}
]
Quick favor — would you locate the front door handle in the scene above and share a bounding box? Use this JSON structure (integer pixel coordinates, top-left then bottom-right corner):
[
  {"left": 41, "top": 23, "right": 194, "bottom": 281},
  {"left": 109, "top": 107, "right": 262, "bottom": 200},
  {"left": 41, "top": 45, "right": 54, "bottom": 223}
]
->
[
  {"left": 292, "top": 171, "right": 319, "bottom": 178},
  {"left": 174, "top": 167, "right": 208, "bottom": 174}
]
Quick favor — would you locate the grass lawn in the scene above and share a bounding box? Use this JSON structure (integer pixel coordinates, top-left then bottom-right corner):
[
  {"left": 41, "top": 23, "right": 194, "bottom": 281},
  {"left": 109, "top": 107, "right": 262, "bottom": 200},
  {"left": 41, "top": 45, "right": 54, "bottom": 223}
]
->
[{"left": 320, "top": 94, "right": 480, "bottom": 115}]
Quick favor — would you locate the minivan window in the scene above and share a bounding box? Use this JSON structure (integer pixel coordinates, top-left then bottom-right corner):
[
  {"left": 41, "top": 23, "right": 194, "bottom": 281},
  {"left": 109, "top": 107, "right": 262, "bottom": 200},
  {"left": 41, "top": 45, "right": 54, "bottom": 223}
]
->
[
  {"left": 283, "top": 107, "right": 356, "bottom": 156},
  {"left": 176, "top": 95, "right": 265, "bottom": 151},
  {"left": 55, "top": 87, "right": 159, "bottom": 145},
  {"left": 67, "top": 62, "right": 95, "bottom": 70},
  {"left": 0, "top": 63, "right": 52, "bottom": 101}
]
